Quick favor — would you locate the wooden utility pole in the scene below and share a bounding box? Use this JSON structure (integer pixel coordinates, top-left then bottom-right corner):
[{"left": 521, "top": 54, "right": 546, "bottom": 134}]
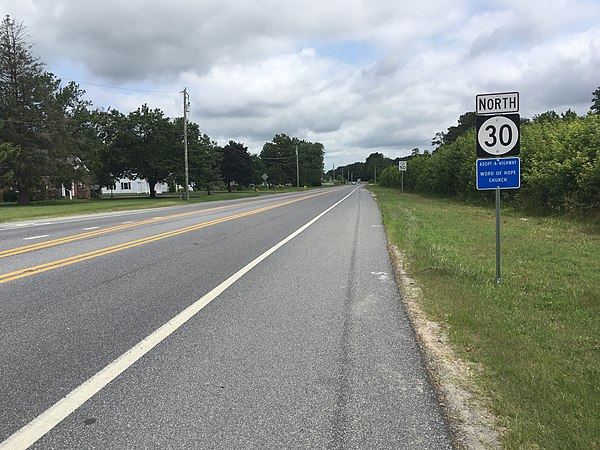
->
[
  {"left": 182, "top": 88, "right": 190, "bottom": 201},
  {"left": 295, "top": 145, "right": 299, "bottom": 188}
]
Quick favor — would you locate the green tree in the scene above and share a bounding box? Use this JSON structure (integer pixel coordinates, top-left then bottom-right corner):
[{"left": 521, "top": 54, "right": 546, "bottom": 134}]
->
[
  {"left": 297, "top": 140, "right": 324, "bottom": 186},
  {"left": 337, "top": 161, "right": 367, "bottom": 182},
  {"left": 443, "top": 111, "right": 477, "bottom": 145},
  {"left": 176, "top": 119, "right": 221, "bottom": 194},
  {"left": 0, "top": 140, "right": 16, "bottom": 196},
  {"left": 112, "top": 104, "right": 177, "bottom": 197},
  {"left": 561, "top": 109, "right": 578, "bottom": 121},
  {"left": 220, "top": 141, "right": 253, "bottom": 191},
  {"left": 591, "top": 86, "right": 600, "bottom": 114},
  {"left": 0, "top": 15, "right": 87, "bottom": 204},
  {"left": 532, "top": 110, "right": 561, "bottom": 123},
  {"left": 431, "top": 112, "right": 476, "bottom": 148},
  {"left": 365, "top": 152, "right": 394, "bottom": 182},
  {"left": 260, "top": 135, "right": 324, "bottom": 186},
  {"left": 251, "top": 154, "right": 267, "bottom": 185},
  {"left": 85, "top": 108, "right": 129, "bottom": 192},
  {"left": 261, "top": 134, "right": 296, "bottom": 184},
  {"left": 379, "top": 165, "right": 401, "bottom": 187}
]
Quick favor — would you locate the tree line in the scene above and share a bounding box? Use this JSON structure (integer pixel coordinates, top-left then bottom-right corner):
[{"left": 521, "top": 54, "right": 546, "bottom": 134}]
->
[
  {"left": 329, "top": 92, "right": 600, "bottom": 216},
  {"left": 377, "top": 101, "right": 600, "bottom": 215},
  {"left": 0, "top": 16, "right": 324, "bottom": 205}
]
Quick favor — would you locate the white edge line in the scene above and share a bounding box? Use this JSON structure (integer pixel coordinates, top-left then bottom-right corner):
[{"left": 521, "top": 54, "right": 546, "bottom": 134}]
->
[
  {"left": 23, "top": 235, "right": 50, "bottom": 241},
  {"left": 0, "top": 187, "right": 358, "bottom": 450},
  {"left": 82, "top": 227, "right": 100, "bottom": 231}
]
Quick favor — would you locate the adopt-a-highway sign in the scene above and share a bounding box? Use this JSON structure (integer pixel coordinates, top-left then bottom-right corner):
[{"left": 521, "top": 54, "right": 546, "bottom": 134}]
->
[{"left": 476, "top": 157, "right": 520, "bottom": 190}]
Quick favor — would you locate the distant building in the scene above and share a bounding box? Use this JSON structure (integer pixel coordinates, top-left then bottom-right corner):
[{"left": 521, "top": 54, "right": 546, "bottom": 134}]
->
[{"left": 100, "top": 177, "right": 170, "bottom": 195}]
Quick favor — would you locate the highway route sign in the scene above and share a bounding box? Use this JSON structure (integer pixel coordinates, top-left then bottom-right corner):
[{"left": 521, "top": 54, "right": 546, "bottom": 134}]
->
[{"left": 476, "top": 114, "right": 520, "bottom": 157}]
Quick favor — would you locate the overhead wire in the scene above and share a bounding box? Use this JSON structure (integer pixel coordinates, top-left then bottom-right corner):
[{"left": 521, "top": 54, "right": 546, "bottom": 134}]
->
[
  {"left": 8, "top": 76, "right": 299, "bottom": 167},
  {"left": 186, "top": 95, "right": 252, "bottom": 148},
  {"left": 51, "top": 76, "right": 285, "bottom": 154},
  {"left": 56, "top": 76, "right": 179, "bottom": 94}
]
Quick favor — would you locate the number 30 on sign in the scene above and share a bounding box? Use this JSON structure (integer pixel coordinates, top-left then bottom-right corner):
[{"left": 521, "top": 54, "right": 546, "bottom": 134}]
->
[{"left": 476, "top": 113, "right": 520, "bottom": 158}]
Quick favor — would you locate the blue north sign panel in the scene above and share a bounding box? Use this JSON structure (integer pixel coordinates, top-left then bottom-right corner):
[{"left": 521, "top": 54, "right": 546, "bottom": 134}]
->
[{"left": 476, "top": 157, "right": 520, "bottom": 190}]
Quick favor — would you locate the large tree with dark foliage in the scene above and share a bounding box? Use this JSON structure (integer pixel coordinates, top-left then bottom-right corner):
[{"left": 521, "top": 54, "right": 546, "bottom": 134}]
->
[
  {"left": 433, "top": 111, "right": 477, "bottom": 148},
  {"left": 82, "top": 108, "right": 130, "bottom": 192},
  {"left": 260, "top": 134, "right": 296, "bottom": 184},
  {"left": 220, "top": 141, "right": 253, "bottom": 191},
  {"left": 591, "top": 86, "right": 600, "bottom": 114},
  {"left": 173, "top": 118, "right": 221, "bottom": 194},
  {"left": 111, "top": 104, "right": 178, "bottom": 197},
  {"left": 260, "top": 134, "right": 324, "bottom": 186},
  {"left": 0, "top": 15, "right": 87, "bottom": 204}
]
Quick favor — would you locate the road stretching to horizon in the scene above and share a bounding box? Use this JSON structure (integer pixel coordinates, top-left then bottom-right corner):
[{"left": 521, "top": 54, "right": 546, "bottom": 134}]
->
[{"left": 0, "top": 185, "right": 453, "bottom": 449}]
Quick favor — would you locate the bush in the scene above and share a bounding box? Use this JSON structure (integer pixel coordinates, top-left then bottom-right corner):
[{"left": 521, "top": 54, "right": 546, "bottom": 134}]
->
[
  {"left": 393, "top": 114, "right": 599, "bottom": 216},
  {"left": 1, "top": 189, "right": 18, "bottom": 202}
]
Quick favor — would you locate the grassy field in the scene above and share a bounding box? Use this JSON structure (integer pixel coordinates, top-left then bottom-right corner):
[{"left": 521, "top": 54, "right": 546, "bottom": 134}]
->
[
  {"left": 0, "top": 191, "right": 268, "bottom": 223},
  {"left": 369, "top": 186, "right": 599, "bottom": 449}
]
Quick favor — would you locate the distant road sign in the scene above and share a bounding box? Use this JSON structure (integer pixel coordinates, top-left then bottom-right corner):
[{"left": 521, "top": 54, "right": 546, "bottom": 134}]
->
[
  {"left": 398, "top": 161, "right": 407, "bottom": 171},
  {"left": 477, "top": 114, "right": 520, "bottom": 157},
  {"left": 262, "top": 173, "right": 268, "bottom": 181},
  {"left": 476, "top": 157, "right": 520, "bottom": 190},
  {"left": 476, "top": 92, "right": 519, "bottom": 115}
]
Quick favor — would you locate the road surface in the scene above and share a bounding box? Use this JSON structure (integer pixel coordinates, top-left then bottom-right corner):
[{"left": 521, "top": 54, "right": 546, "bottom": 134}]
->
[{"left": 0, "top": 186, "right": 453, "bottom": 449}]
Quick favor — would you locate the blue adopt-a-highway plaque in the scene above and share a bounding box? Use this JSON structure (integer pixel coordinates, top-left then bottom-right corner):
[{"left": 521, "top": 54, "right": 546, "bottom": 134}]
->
[{"left": 476, "top": 157, "right": 520, "bottom": 190}]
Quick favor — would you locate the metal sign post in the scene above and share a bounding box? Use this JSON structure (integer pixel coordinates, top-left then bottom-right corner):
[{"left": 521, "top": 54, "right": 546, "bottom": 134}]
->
[
  {"left": 399, "top": 161, "right": 407, "bottom": 194},
  {"left": 476, "top": 157, "right": 520, "bottom": 283},
  {"left": 495, "top": 187, "right": 501, "bottom": 284},
  {"left": 475, "top": 92, "right": 521, "bottom": 284}
]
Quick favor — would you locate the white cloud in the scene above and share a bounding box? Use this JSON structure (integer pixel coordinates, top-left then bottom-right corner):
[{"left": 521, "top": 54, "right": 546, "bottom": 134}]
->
[{"left": 3, "top": 0, "right": 600, "bottom": 168}]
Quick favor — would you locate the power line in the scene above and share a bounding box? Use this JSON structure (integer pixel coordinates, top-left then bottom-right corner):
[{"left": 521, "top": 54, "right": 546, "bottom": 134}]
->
[
  {"left": 57, "top": 76, "right": 179, "bottom": 94},
  {"left": 50, "top": 79, "right": 261, "bottom": 149},
  {"left": 260, "top": 155, "right": 295, "bottom": 160},
  {"left": 187, "top": 95, "right": 246, "bottom": 144}
]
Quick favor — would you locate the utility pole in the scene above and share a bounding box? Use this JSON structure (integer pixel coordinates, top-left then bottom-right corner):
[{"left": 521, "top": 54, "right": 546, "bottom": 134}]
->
[
  {"left": 341, "top": 167, "right": 344, "bottom": 183},
  {"left": 374, "top": 166, "right": 377, "bottom": 184},
  {"left": 333, "top": 163, "right": 335, "bottom": 183},
  {"left": 295, "top": 145, "right": 299, "bottom": 188},
  {"left": 182, "top": 87, "right": 190, "bottom": 201}
]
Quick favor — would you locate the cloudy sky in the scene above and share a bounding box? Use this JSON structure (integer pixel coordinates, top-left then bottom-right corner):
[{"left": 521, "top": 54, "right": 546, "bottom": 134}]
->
[{"left": 4, "top": 0, "right": 600, "bottom": 168}]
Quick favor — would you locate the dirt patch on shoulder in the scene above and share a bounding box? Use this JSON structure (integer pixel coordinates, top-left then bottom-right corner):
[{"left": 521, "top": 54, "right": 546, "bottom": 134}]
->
[{"left": 388, "top": 243, "right": 502, "bottom": 450}]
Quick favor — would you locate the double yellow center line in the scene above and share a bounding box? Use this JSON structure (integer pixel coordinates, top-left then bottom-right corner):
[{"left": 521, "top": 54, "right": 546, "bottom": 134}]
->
[
  {"left": 0, "top": 193, "right": 305, "bottom": 259},
  {"left": 0, "top": 190, "right": 332, "bottom": 284}
]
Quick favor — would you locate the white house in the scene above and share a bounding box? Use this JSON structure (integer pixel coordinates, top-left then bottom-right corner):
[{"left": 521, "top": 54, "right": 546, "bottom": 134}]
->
[{"left": 100, "top": 177, "right": 170, "bottom": 195}]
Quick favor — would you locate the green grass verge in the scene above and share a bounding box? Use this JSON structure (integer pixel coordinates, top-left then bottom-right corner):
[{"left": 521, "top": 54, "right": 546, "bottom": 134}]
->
[
  {"left": 0, "top": 191, "right": 264, "bottom": 223},
  {"left": 369, "top": 186, "right": 599, "bottom": 449}
]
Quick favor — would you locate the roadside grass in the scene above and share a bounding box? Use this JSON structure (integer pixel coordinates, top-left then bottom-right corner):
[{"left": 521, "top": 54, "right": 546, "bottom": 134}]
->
[
  {"left": 0, "top": 191, "right": 263, "bottom": 223},
  {"left": 369, "top": 186, "right": 599, "bottom": 449}
]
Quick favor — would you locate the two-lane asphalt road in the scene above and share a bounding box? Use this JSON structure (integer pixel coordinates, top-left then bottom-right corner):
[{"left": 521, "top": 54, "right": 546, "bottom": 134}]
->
[{"left": 0, "top": 186, "right": 453, "bottom": 449}]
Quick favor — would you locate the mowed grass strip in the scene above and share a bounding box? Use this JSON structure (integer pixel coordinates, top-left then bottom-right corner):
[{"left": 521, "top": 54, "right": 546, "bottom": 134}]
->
[
  {"left": 0, "top": 191, "right": 262, "bottom": 223},
  {"left": 370, "top": 186, "right": 599, "bottom": 449}
]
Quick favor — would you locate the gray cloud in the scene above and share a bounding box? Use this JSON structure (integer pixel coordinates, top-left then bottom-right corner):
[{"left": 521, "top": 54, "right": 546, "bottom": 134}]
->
[{"left": 3, "top": 0, "right": 600, "bottom": 168}]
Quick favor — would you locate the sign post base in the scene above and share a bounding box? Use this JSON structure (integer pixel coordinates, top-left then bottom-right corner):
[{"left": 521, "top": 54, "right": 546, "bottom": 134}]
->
[{"left": 496, "top": 187, "right": 502, "bottom": 285}]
